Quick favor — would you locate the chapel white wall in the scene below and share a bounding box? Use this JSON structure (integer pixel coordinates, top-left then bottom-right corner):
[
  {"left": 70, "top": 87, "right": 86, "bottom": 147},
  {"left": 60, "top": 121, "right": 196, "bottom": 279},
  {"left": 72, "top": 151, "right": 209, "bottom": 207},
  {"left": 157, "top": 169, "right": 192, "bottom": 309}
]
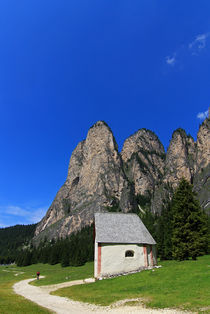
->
[{"left": 100, "top": 243, "right": 144, "bottom": 277}]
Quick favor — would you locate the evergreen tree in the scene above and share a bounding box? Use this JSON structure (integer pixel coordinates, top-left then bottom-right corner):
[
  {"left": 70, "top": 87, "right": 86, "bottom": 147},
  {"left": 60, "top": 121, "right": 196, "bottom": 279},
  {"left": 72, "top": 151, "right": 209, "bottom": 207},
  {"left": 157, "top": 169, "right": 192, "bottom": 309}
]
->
[
  {"left": 140, "top": 208, "right": 157, "bottom": 239},
  {"left": 156, "top": 199, "right": 173, "bottom": 260},
  {"left": 22, "top": 251, "right": 32, "bottom": 266},
  {"left": 41, "top": 246, "right": 51, "bottom": 264},
  {"left": 16, "top": 251, "right": 24, "bottom": 266},
  {"left": 49, "top": 245, "right": 60, "bottom": 265},
  {"left": 171, "top": 178, "right": 207, "bottom": 260},
  {"left": 61, "top": 247, "right": 70, "bottom": 267}
]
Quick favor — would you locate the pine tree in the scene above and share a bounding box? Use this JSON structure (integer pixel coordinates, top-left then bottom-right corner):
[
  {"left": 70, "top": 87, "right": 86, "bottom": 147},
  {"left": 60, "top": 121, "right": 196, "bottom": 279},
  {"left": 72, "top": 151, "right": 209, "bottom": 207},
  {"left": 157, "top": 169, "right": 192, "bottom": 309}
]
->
[
  {"left": 156, "top": 200, "right": 173, "bottom": 260},
  {"left": 19, "top": 251, "right": 33, "bottom": 266},
  {"left": 49, "top": 245, "right": 60, "bottom": 265},
  {"left": 61, "top": 248, "right": 70, "bottom": 267},
  {"left": 171, "top": 178, "right": 207, "bottom": 260},
  {"left": 140, "top": 208, "right": 157, "bottom": 240}
]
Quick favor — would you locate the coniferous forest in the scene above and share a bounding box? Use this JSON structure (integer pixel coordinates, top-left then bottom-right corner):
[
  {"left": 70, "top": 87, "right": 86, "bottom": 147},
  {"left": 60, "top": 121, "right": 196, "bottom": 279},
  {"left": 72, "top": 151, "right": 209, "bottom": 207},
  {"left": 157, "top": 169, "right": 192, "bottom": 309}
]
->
[
  {"left": 0, "top": 224, "right": 37, "bottom": 264},
  {"left": 0, "top": 179, "right": 209, "bottom": 267},
  {"left": 16, "top": 224, "right": 94, "bottom": 267}
]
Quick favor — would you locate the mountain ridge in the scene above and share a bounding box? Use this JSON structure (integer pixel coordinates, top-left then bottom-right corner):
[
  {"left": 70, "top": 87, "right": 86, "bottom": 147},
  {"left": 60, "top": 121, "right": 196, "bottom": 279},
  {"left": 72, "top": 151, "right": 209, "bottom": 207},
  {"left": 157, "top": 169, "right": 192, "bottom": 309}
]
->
[{"left": 33, "top": 118, "right": 210, "bottom": 243}]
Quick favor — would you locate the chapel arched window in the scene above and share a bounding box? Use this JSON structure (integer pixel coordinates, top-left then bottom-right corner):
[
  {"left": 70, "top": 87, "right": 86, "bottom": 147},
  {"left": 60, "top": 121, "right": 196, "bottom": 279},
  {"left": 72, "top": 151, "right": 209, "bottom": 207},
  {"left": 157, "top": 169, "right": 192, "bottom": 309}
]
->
[{"left": 125, "top": 250, "right": 134, "bottom": 257}]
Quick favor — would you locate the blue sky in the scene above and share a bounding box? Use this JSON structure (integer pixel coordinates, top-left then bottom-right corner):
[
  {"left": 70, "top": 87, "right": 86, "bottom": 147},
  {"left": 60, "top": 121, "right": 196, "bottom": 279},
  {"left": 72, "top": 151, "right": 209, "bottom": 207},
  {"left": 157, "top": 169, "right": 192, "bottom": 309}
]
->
[{"left": 0, "top": 0, "right": 209, "bottom": 227}]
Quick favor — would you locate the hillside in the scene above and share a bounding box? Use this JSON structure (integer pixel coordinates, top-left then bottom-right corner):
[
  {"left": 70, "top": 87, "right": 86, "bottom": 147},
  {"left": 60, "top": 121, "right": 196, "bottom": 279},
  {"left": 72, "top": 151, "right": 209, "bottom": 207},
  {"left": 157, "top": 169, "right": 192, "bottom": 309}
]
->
[{"left": 0, "top": 224, "right": 37, "bottom": 263}]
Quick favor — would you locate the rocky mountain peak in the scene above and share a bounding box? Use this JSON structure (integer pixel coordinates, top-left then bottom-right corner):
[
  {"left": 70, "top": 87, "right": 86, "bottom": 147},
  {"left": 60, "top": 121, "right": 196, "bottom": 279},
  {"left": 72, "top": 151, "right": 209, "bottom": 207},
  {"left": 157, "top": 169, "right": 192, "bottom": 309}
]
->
[
  {"left": 121, "top": 129, "right": 165, "bottom": 197},
  {"left": 89, "top": 120, "right": 112, "bottom": 130},
  {"left": 193, "top": 118, "right": 210, "bottom": 211},
  {"left": 151, "top": 119, "right": 209, "bottom": 213},
  {"left": 163, "top": 128, "right": 196, "bottom": 188},
  {"left": 85, "top": 120, "right": 119, "bottom": 157},
  {"left": 196, "top": 118, "right": 210, "bottom": 172},
  {"left": 34, "top": 119, "right": 209, "bottom": 242},
  {"left": 121, "top": 128, "right": 165, "bottom": 163},
  {"left": 34, "top": 121, "right": 135, "bottom": 242}
]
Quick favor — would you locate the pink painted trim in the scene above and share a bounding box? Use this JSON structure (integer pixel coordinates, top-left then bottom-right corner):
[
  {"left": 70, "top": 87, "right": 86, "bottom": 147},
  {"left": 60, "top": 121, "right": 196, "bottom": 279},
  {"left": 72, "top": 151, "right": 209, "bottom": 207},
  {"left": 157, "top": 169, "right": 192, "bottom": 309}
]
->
[
  {"left": 143, "top": 245, "right": 148, "bottom": 267},
  {"left": 150, "top": 245, "right": 154, "bottom": 266},
  {"left": 97, "top": 243, "right": 101, "bottom": 276}
]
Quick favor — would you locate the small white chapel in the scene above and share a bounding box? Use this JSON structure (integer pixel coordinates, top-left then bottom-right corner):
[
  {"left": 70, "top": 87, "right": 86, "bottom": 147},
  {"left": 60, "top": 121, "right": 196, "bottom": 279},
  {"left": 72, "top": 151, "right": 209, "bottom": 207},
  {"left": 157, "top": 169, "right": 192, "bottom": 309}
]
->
[{"left": 94, "top": 212, "right": 157, "bottom": 278}]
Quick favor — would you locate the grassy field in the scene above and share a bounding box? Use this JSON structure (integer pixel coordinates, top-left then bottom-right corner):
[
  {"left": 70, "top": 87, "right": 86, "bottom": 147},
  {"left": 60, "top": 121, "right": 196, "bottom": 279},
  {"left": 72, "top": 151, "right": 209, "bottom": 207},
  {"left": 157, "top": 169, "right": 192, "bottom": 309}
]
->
[
  {"left": 0, "top": 262, "right": 93, "bottom": 314},
  {"left": 54, "top": 255, "right": 210, "bottom": 313},
  {"left": 1, "top": 257, "right": 209, "bottom": 313},
  {"left": 0, "top": 265, "right": 50, "bottom": 314},
  {"left": 32, "top": 261, "right": 94, "bottom": 286}
]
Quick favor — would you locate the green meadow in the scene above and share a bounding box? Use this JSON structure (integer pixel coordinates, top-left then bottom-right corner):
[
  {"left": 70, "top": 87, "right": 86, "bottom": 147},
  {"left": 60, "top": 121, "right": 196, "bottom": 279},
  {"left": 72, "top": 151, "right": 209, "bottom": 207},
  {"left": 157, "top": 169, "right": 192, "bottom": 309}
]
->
[
  {"left": 0, "top": 256, "right": 209, "bottom": 313},
  {"left": 0, "top": 262, "right": 93, "bottom": 314},
  {"left": 0, "top": 265, "right": 50, "bottom": 314},
  {"left": 54, "top": 255, "right": 210, "bottom": 313}
]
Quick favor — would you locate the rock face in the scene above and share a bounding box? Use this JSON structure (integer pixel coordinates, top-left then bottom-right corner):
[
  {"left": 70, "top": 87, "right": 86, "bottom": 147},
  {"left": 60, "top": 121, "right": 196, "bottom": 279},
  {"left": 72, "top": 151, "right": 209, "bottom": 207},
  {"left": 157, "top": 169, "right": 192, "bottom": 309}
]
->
[
  {"left": 196, "top": 118, "right": 210, "bottom": 172},
  {"left": 34, "top": 121, "right": 136, "bottom": 242},
  {"left": 163, "top": 129, "right": 196, "bottom": 187},
  {"left": 121, "top": 129, "right": 165, "bottom": 196},
  {"left": 151, "top": 119, "right": 210, "bottom": 213},
  {"left": 193, "top": 118, "right": 210, "bottom": 211},
  {"left": 34, "top": 118, "right": 210, "bottom": 242}
]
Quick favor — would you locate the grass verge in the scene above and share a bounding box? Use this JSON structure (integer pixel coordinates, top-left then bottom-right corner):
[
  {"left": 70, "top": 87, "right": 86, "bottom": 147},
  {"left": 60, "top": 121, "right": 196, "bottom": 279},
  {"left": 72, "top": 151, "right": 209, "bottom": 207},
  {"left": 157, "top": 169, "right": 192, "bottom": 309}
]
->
[{"left": 53, "top": 255, "right": 210, "bottom": 313}]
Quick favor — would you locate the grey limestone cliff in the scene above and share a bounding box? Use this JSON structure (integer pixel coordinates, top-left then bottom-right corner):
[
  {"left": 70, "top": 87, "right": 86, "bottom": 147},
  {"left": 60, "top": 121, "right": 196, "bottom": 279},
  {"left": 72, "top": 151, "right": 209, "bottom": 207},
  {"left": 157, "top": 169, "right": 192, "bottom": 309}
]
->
[
  {"left": 34, "top": 121, "right": 136, "bottom": 242},
  {"left": 151, "top": 119, "right": 210, "bottom": 213},
  {"left": 121, "top": 129, "right": 165, "bottom": 197},
  {"left": 193, "top": 118, "right": 210, "bottom": 211}
]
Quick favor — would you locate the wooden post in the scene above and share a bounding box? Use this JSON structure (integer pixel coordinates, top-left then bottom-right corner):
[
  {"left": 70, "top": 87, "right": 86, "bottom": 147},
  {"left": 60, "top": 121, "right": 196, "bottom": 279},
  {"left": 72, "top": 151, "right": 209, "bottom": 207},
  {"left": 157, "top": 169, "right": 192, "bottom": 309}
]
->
[{"left": 150, "top": 245, "right": 154, "bottom": 266}]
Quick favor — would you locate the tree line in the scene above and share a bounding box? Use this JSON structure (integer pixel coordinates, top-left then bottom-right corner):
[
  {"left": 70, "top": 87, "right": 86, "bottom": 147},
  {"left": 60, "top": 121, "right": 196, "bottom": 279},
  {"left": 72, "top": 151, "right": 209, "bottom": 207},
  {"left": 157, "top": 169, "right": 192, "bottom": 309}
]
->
[{"left": 15, "top": 224, "right": 94, "bottom": 267}]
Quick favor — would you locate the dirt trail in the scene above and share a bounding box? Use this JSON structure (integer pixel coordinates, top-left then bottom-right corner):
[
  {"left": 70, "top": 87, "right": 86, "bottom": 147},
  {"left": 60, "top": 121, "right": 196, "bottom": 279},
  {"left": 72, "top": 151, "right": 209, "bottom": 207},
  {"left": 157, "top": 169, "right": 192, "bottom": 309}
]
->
[{"left": 13, "top": 278, "right": 190, "bottom": 314}]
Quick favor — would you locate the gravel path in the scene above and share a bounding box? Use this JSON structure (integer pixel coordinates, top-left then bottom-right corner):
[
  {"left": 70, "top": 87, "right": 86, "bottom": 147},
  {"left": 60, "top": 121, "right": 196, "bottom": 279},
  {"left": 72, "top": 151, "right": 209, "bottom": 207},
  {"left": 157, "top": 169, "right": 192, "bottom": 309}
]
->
[{"left": 13, "top": 278, "right": 190, "bottom": 314}]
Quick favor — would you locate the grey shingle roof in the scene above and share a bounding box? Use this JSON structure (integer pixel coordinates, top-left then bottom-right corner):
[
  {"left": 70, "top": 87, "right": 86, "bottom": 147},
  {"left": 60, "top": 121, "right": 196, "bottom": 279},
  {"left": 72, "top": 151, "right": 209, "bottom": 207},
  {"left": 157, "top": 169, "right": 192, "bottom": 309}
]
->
[{"left": 95, "top": 213, "right": 156, "bottom": 245}]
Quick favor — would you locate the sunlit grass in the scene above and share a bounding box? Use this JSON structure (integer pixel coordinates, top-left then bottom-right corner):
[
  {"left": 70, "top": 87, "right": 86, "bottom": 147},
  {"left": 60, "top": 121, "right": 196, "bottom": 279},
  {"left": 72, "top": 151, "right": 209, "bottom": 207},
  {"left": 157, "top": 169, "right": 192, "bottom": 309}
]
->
[
  {"left": 54, "top": 255, "right": 210, "bottom": 312},
  {"left": 1, "top": 257, "right": 209, "bottom": 313},
  {"left": 31, "top": 261, "right": 94, "bottom": 286},
  {"left": 0, "top": 266, "right": 50, "bottom": 314},
  {"left": 0, "top": 261, "right": 94, "bottom": 313}
]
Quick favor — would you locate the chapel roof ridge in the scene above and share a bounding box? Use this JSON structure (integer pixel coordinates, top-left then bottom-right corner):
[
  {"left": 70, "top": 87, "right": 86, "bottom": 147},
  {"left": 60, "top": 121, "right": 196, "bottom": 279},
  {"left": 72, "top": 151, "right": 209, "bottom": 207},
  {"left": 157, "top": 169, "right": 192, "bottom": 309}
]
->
[{"left": 95, "top": 212, "right": 138, "bottom": 216}]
